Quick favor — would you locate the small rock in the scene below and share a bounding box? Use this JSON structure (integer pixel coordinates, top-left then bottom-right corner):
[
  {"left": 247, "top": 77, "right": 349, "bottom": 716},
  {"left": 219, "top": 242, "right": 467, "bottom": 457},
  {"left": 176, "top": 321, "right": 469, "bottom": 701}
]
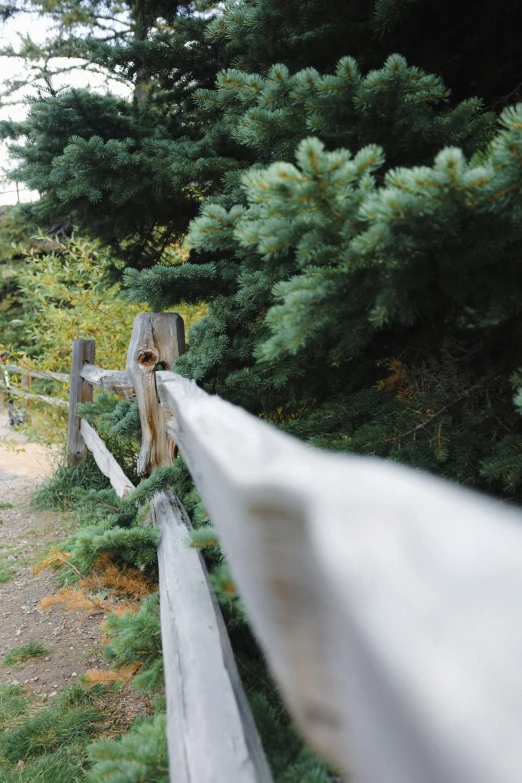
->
[
  {"left": 49, "top": 691, "right": 57, "bottom": 697},
  {"left": 11, "top": 680, "right": 19, "bottom": 685},
  {"left": 71, "top": 672, "right": 77, "bottom": 677},
  {"left": 33, "top": 676, "right": 39, "bottom": 681},
  {"left": 44, "top": 656, "right": 50, "bottom": 661},
  {"left": 15, "top": 629, "right": 21, "bottom": 636}
]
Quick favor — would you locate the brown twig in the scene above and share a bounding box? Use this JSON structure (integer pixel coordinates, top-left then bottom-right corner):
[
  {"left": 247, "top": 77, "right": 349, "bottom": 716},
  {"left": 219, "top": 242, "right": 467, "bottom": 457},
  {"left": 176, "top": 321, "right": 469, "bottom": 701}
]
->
[{"left": 394, "top": 383, "right": 483, "bottom": 441}]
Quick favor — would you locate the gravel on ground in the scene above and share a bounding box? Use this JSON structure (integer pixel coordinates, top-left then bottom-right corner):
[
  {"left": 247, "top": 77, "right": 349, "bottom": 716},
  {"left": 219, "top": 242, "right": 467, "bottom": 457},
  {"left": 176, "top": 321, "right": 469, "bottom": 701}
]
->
[{"left": 0, "top": 409, "right": 154, "bottom": 729}]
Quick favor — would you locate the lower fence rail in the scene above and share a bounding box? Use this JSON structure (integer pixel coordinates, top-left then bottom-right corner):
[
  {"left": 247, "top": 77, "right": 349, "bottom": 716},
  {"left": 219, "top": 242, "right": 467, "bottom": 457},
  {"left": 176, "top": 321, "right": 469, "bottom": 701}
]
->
[
  {"left": 152, "top": 490, "right": 273, "bottom": 782},
  {"left": 79, "top": 425, "right": 273, "bottom": 781}
]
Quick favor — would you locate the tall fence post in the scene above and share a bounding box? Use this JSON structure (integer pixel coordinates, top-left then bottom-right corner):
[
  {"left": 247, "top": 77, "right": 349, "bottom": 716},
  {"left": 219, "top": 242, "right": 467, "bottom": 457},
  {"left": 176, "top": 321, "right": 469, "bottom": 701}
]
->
[
  {"left": 126, "top": 313, "right": 185, "bottom": 477},
  {"left": 67, "top": 339, "right": 95, "bottom": 466}
]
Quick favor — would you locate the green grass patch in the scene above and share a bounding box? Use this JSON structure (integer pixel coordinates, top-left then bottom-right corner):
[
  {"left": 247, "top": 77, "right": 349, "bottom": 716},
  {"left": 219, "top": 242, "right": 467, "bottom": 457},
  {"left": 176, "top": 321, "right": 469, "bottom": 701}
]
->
[
  {"left": 3, "top": 642, "right": 49, "bottom": 667},
  {"left": 0, "top": 503, "right": 14, "bottom": 510},
  {"left": 0, "top": 686, "right": 106, "bottom": 764},
  {"left": 32, "top": 457, "right": 110, "bottom": 511},
  {"left": 0, "top": 568, "right": 13, "bottom": 584},
  {"left": 0, "top": 684, "right": 29, "bottom": 732},
  {"left": 0, "top": 746, "right": 87, "bottom": 783}
]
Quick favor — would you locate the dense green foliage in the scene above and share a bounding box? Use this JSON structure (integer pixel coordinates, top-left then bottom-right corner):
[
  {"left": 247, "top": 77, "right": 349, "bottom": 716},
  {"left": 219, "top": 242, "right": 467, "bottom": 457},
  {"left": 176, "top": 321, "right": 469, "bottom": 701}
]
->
[
  {"left": 5, "top": 0, "right": 522, "bottom": 498},
  {"left": 0, "top": 209, "right": 33, "bottom": 354}
]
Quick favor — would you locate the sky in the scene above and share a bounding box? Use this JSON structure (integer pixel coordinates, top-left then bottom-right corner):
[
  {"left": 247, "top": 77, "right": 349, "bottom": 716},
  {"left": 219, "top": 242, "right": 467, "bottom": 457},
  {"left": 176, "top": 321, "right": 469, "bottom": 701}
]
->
[{"left": 0, "top": 12, "right": 130, "bottom": 205}]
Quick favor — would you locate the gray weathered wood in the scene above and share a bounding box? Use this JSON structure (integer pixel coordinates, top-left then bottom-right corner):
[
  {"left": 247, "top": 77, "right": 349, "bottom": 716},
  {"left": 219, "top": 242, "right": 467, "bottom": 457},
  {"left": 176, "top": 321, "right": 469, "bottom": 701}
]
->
[
  {"left": 67, "top": 339, "right": 95, "bottom": 466},
  {"left": 126, "top": 313, "right": 185, "bottom": 477},
  {"left": 5, "top": 364, "right": 69, "bottom": 382},
  {"left": 0, "top": 383, "right": 69, "bottom": 408},
  {"left": 157, "top": 370, "right": 522, "bottom": 783},
  {"left": 80, "top": 364, "right": 136, "bottom": 400},
  {"left": 151, "top": 489, "right": 273, "bottom": 783},
  {"left": 80, "top": 418, "right": 135, "bottom": 498}
]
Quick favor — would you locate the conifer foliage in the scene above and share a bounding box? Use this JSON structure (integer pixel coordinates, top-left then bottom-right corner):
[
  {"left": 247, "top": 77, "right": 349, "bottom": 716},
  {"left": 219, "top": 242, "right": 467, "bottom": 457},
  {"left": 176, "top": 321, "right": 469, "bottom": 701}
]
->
[{"left": 6, "top": 0, "right": 522, "bottom": 498}]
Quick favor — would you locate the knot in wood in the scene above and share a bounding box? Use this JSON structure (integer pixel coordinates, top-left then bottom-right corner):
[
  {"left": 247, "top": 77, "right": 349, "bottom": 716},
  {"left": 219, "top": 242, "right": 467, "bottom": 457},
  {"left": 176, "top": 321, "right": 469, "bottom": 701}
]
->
[{"left": 138, "top": 349, "right": 159, "bottom": 369}]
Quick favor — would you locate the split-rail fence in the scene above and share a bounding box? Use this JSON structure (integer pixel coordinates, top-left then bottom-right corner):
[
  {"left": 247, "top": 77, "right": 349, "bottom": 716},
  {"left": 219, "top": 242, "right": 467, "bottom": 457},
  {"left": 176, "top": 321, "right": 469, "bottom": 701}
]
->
[{"left": 3, "top": 312, "right": 522, "bottom": 783}]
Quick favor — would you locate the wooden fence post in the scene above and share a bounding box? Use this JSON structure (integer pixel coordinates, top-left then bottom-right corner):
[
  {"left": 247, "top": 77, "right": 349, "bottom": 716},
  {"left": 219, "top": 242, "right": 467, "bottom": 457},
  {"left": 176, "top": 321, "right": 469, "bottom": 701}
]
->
[
  {"left": 126, "top": 313, "right": 185, "bottom": 477},
  {"left": 67, "top": 339, "right": 95, "bottom": 466}
]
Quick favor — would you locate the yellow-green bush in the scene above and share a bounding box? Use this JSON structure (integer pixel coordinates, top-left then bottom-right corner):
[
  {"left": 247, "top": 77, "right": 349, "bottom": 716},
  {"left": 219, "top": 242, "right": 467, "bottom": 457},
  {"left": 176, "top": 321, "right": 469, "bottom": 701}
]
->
[{"left": 2, "top": 236, "right": 205, "bottom": 443}]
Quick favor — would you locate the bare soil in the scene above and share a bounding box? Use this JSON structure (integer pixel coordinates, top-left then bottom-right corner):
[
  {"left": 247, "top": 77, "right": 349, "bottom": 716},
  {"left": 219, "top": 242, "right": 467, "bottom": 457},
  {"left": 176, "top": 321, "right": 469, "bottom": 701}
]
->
[{"left": 0, "top": 409, "right": 154, "bottom": 731}]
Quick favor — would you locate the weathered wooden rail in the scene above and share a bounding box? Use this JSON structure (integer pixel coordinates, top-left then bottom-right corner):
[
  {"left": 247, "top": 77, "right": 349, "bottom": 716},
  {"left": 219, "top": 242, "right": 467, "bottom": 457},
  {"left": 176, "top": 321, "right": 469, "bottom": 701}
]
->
[
  {"left": 4, "top": 364, "right": 69, "bottom": 383},
  {"left": 0, "top": 363, "right": 69, "bottom": 408},
  {"left": 6, "top": 313, "right": 522, "bottom": 783}
]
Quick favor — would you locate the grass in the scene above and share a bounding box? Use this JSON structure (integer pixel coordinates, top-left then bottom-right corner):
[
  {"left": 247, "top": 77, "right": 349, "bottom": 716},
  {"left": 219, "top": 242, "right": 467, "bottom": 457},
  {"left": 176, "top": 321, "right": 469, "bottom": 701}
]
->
[
  {"left": 0, "top": 503, "right": 14, "bottom": 510},
  {"left": 0, "top": 746, "right": 87, "bottom": 783},
  {"left": 32, "top": 457, "right": 110, "bottom": 511},
  {"left": 0, "top": 685, "right": 106, "bottom": 765},
  {"left": 0, "top": 685, "right": 114, "bottom": 782},
  {"left": 0, "top": 684, "right": 28, "bottom": 732},
  {"left": 0, "top": 567, "right": 13, "bottom": 584},
  {"left": 3, "top": 642, "right": 50, "bottom": 667}
]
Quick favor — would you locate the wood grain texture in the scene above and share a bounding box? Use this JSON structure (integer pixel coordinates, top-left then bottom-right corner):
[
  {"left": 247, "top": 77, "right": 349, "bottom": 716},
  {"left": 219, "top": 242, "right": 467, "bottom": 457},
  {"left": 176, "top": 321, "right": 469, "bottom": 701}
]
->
[
  {"left": 126, "top": 313, "right": 185, "bottom": 477},
  {"left": 80, "top": 418, "right": 135, "bottom": 498},
  {"left": 157, "top": 370, "right": 522, "bottom": 783},
  {"left": 67, "top": 339, "right": 95, "bottom": 466},
  {"left": 151, "top": 489, "right": 273, "bottom": 783},
  {"left": 80, "top": 364, "right": 136, "bottom": 400}
]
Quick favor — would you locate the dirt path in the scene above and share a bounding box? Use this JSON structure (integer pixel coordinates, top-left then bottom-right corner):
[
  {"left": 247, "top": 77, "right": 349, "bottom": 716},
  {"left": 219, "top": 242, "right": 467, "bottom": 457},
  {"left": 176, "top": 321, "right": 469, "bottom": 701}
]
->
[
  {"left": 0, "top": 405, "right": 152, "bottom": 727},
  {"left": 0, "top": 400, "right": 58, "bottom": 482}
]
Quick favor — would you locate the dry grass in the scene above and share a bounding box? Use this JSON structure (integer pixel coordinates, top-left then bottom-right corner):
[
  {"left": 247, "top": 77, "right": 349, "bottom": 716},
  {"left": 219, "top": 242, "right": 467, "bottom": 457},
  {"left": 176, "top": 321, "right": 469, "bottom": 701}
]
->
[{"left": 81, "top": 556, "right": 154, "bottom": 598}]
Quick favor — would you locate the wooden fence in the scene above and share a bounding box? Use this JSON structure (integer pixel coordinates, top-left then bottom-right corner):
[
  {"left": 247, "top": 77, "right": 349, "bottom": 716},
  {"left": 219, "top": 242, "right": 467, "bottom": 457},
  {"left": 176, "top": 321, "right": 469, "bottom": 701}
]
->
[{"left": 3, "top": 312, "right": 522, "bottom": 783}]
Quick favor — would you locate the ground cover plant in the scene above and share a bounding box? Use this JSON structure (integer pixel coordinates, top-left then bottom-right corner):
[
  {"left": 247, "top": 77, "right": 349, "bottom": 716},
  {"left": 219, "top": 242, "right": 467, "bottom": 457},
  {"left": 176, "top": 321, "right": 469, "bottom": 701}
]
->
[
  {"left": 0, "top": 684, "right": 102, "bottom": 781},
  {"left": 0, "top": 680, "right": 167, "bottom": 783},
  {"left": 0, "top": 684, "right": 28, "bottom": 732},
  {"left": 2, "top": 642, "right": 49, "bottom": 667}
]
